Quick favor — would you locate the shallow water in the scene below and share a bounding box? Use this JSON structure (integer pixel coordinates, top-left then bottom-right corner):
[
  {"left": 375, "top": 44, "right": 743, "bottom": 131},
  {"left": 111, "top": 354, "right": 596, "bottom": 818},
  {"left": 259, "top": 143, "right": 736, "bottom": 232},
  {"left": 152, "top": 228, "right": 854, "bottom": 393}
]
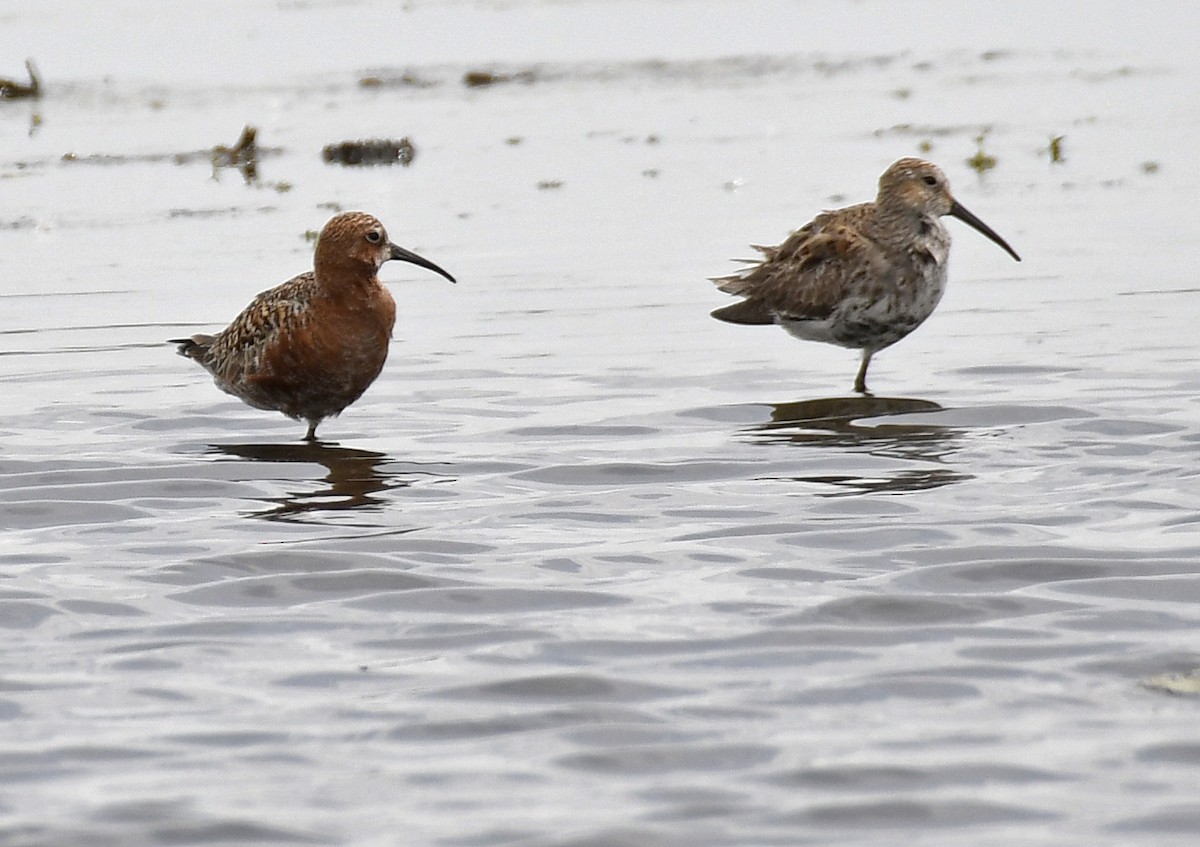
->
[{"left": 3, "top": 1, "right": 1200, "bottom": 845}]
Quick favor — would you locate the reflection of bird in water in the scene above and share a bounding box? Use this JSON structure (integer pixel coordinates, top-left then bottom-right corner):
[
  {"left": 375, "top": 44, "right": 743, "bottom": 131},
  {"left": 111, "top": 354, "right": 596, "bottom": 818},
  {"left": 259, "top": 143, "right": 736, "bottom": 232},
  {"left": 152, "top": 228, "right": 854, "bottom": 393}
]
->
[
  {"left": 172, "top": 212, "right": 455, "bottom": 441},
  {"left": 760, "top": 396, "right": 945, "bottom": 449},
  {"left": 212, "top": 442, "right": 450, "bottom": 521},
  {"left": 748, "top": 395, "right": 970, "bottom": 495},
  {"left": 711, "top": 158, "right": 1020, "bottom": 394}
]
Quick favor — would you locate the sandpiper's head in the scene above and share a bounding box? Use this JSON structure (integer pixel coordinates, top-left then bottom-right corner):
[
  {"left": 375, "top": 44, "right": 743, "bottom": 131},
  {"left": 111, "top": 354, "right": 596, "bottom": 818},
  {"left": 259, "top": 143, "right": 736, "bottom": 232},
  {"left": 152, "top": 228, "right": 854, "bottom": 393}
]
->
[
  {"left": 878, "top": 158, "right": 1021, "bottom": 262},
  {"left": 315, "top": 211, "right": 457, "bottom": 282}
]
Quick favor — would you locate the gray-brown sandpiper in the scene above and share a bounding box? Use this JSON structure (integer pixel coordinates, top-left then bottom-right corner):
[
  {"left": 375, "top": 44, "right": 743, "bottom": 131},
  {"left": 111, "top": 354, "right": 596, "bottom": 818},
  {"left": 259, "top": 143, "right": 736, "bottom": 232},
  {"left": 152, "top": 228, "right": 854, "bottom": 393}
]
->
[{"left": 711, "top": 157, "right": 1020, "bottom": 393}]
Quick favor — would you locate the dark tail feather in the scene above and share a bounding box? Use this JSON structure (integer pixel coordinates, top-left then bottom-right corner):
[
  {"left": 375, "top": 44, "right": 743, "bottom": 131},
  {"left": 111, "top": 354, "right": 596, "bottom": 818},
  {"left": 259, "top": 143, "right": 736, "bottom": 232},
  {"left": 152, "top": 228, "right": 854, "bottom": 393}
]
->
[
  {"left": 169, "top": 334, "right": 215, "bottom": 360},
  {"left": 710, "top": 299, "right": 777, "bottom": 325}
]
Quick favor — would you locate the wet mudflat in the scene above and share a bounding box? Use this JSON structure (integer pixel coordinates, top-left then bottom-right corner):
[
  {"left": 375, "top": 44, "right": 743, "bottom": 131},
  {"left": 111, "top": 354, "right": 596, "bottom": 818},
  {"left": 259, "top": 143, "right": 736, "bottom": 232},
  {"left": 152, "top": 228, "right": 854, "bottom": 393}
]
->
[{"left": 3, "top": 1, "right": 1200, "bottom": 845}]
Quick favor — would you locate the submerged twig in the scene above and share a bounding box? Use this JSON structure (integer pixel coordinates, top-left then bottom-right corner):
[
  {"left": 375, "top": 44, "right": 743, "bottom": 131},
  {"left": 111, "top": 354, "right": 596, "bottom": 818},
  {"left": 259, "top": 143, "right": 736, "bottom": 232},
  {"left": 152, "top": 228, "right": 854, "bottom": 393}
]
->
[
  {"left": 1047, "top": 135, "right": 1065, "bottom": 164},
  {"left": 0, "top": 59, "right": 41, "bottom": 100},
  {"left": 212, "top": 125, "right": 259, "bottom": 183}
]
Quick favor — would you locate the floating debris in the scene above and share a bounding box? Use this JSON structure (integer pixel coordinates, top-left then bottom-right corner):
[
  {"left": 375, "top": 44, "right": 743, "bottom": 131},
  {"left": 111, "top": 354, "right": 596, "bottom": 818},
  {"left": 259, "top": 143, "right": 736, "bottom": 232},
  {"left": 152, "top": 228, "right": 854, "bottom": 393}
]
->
[
  {"left": 56, "top": 124, "right": 282, "bottom": 192},
  {"left": 61, "top": 126, "right": 279, "bottom": 172},
  {"left": 536, "top": 179, "right": 563, "bottom": 190},
  {"left": 322, "top": 138, "right": 415, "bottom": 167},
  {"left": 463, "top": 69, "right": 537, "bottom": 88},
  {"left": 360, "top": 55, "right": 901, "bottom": 92},
  {"left": 1141, "top": 161, "right": 1160, "bottom": 174},
  {"left": 360, "top": 71, "right": 433, "bottom": 89},
  {"left": 212, "top": 125, "right": 258, "bottom": 164},
  {"left": 1046, "top": 135, "right": 1065, "bottom": 164},
  {"left": 1143, "top": 670, "right": 1200, "bottom": 696},
  {"left": 873, "top": 123, "right": 979, "bottom": 139},
  {"left": 59, "top": 124, "right": 290, "bottom": 191},
  {"left": 464, "top": 70, "right": 497, "bottom": 87},
  {"left": 966, "top": 132, "right": 997, "bottom": 174},
  {"left": 212, "top": 124, "right": 259, "bottom": 182},
  {"left": 0, "top": 59, "right": 40, "bottom": 100}
]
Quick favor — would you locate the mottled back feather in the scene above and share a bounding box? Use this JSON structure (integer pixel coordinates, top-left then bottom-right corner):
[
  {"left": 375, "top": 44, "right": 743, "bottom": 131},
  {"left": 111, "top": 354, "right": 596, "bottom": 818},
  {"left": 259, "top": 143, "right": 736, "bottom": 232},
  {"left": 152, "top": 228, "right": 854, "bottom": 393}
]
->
[
  {"left": 711, "top": 204, "right": 895, "bottom": 322},
  {"left": 204, "top": 272, "right": 320, "bottom": 386}
]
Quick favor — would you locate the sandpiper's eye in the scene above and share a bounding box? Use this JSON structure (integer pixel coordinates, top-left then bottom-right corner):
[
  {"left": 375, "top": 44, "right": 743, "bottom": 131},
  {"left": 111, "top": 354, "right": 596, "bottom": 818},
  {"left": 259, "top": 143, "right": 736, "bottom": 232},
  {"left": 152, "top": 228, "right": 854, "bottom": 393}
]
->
[
  {"left": 922, "top": 175, "right": 938, "bottom": 186},
  {"left": 366, "top": 230, "right": 382, "bottom": 244}
]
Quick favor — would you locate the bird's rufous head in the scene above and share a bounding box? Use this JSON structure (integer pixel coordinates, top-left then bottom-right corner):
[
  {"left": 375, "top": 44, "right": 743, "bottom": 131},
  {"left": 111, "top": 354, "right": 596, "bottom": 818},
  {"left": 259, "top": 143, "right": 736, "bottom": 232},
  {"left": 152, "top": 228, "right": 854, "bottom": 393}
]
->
[{"left": 315, "top": 211, "right": 457, "bottom": 282}]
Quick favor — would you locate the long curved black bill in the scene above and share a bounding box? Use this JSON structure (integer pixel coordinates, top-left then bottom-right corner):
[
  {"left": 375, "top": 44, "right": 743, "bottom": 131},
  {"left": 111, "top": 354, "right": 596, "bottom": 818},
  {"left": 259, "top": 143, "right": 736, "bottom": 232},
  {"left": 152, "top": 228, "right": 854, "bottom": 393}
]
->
[
  {"left": 949, "top": 200, "right": 1021, "bottom": 262},
  {"left": 388, "top": 242, "right": 457, "bottom": 283}
]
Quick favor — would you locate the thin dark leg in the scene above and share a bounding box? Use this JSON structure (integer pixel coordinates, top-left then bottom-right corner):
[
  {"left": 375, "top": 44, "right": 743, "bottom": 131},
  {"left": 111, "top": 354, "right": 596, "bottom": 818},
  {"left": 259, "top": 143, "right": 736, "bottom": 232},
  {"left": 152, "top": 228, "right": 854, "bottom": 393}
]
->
[{"left": 854, "top": 351, "right": 872, "bottom": 394}]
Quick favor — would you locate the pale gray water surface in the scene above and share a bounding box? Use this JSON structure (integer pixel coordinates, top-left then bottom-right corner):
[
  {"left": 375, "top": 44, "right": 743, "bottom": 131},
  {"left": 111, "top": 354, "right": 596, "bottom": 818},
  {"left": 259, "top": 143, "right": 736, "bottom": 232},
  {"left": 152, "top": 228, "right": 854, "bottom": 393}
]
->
[{"left": 3, "top": 1, "right": 1200, "bottom": 845}]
